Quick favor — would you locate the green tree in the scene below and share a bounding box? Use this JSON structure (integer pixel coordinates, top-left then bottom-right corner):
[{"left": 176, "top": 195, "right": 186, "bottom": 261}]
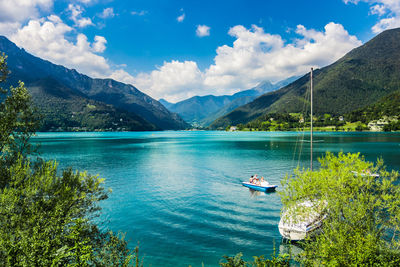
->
[
  {"left": 0, "top": 54, "right": 140, "bottom": 265},
  {"left": 0, "top": 53, "right": 39, "bottom": 187},
  {"left": 280, "top": 152, "right": 400, "bottom": 266}
]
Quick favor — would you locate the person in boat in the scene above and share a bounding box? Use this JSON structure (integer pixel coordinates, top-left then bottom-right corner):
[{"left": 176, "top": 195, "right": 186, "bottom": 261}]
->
[
  {"left": 249, "top": 175, "right": 255, "bottom": 184},
  {"left": 260, "top": 176, "right": 270, "bottom": 186},
  {"left": 253, "top": 174, "right": 259, "bottom": 185},
  {"left": 249, "top": 175, "right": 254, "bottom": 183}
]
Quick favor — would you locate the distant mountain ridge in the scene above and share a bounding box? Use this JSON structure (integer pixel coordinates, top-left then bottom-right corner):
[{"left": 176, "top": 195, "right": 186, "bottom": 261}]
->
[
  {"left": 210, "top": 27, "right": 400, "bottom": 129},
  {"left": 161, "top": 77, "right": 298, "bottom": 127},
  {"left": 29, "top": 77, "right": 156, "bottom": 131},
  {"left": 0, "top": 36, "right": 188, "bottom": 130}
]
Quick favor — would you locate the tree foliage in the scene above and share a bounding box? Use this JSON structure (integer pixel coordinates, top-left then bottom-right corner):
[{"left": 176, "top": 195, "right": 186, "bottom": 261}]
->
[
  {"left": 281, "top": 152, "right": 400, "bottom": 266},
  {"left": 219, "top": 251, "right": 290, "bottom": 267},
  {"left": 0, "top": 53, "right": 40, "bottom": 185},
  {"left": 346, "top": 90, "right": 400, "bottom": 124}
]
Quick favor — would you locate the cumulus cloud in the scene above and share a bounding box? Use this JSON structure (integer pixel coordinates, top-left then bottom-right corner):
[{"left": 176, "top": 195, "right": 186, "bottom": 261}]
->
[
  {"left": 196, "top": 25, "right": 210, "bottom": 37},
  {"left": 0, "top": 1, "right": 136, "bottom": 93},
  {"left": 110, "top": 69, "right": 136, "bottom": 85},
  {"left": 134, "top": 23, "right": 362, "bottom": 102},
  {"left": 99, "top": 7, "right": 115, "bottom": 19},
  {"left": 9, "top": 15, "right": 112, "bottom": 77},
  {"left": 92, "top": 35, "right": 107, "bottom": 52},
  {"left": 0, "top": 0, "right": 53, "bottom": 23},
  {"left": 0, "top": 21, "right": 21, "bottom": 36},
  {"left": 134, "top": 61, "right": 204, "bottom": 102},
  {"left": 68, "top": 4, "right": 93, "bottom": 28},
  {"left": 177, "top": 13, "right": 185, "bottom": 22},
  {"left": 344, "top": 0, "right": 400, "bottom": 33},
  {"left": 205, "top": 23, "right": 361, "bottom": 89}
]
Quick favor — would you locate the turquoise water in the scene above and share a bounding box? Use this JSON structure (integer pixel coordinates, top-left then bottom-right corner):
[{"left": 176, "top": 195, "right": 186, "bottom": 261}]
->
[{"left": 32, "top": 131, "right": 400, "bottom": 266}]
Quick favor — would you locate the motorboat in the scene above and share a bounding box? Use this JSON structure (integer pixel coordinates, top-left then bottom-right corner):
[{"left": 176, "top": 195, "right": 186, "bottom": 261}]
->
[
  {"left": 278, "top": 200, "right": 327, "bottom": 241},
  {"left": 242, "top": 180, "right": 277, "bottom": 192}
]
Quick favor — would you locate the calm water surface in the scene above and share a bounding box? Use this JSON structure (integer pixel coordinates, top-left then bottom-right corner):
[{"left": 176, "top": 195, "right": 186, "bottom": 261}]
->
[{"left": 32, "top": 131, "right": 400, "bottom": 266}]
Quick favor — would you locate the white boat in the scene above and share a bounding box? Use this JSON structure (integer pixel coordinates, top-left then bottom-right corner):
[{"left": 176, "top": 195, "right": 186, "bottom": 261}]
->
[
  {"left": 278, "top": 200, "right": 326, "bottom": 241},
  {"left": 242, "top": 180, "right": 278, "bottom": 192},
  {"left": 351, "top": 170, "right": 379, "bottom": 178}
]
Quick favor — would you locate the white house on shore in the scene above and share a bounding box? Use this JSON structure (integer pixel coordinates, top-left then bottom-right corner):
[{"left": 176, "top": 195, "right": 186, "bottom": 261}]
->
[{"left": 368, "top": 119, "right": 388, "bottom": 131}]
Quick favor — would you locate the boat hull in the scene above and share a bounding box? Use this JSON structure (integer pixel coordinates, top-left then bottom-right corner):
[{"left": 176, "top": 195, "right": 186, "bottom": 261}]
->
[
  {"left": 242, "top": 182, "right": 277, "bottom": 192},
  {"left": 278, "top": 220, "right": 323, "bottom": 241},
  {"left": 278, "top": 200, "right": 326, "bottom": 241}
]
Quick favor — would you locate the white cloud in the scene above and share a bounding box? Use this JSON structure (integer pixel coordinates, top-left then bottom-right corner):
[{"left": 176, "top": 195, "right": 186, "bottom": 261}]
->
[
  {"left": 372, "top": 16, "right": 400, "bottom": 32},
  {"left": 0, "top": 3, "right": 136, "bottom": 93},
  {"left": 10, "top": 15, "right": 111, "bottom": 78},
  {"left": 99, "top": 7, "right": 115, "bottom": 19},
  {"left": 177, "top": 13, "right": 185, "bottom": 22},
  {"left": 77, "top": 0, "right": 94, "bottom": 4},
  {"left": 134, "top": 61, "right": 204, "bottom": 102},
  {"left": 196, "top": 25, "right": 210, "bottom": 37},
  {"left": 110, "top": 69, "right": 136, "bottom": 85},
  {"left": 68, "top": 4, "right": 93, "bottom": 28},
  {"left": 0, "top": 0, "right": 53, "bottom": 23},
  {"left": 370, "top": 4, "right": 387, "bottom": 15},
  {"left": 131, "top": 10, "right": 147, "bottom": 16},
  {"left": 134, "top": 23, "right": 362, "bottom": 102},
  {"left": 92, "top": 35, "right": 107, "bottom": 53},
  {"left": 204, "top": 23, "right": 361, "bottom": 89},
  {"left": 0, "top": 21, "right": 21, "bottom": 36},
  {"left": 344, "top": 0, "right": 400, "bottom": 33}
]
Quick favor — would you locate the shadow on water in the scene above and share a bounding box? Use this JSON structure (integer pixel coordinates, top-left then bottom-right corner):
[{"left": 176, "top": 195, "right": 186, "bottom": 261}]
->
[{"left": 248, "top": 188, "right": 277, "bottom": 198}]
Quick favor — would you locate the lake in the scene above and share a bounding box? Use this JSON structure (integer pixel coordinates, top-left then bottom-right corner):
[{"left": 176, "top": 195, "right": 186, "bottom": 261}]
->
[{"left": 32, "top": 131, "right": 400, "bottom": 266}]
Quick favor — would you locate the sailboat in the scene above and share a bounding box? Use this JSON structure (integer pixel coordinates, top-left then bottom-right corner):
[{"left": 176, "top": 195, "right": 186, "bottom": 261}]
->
[{"left": 278, "top": 68, "right": 327, "bottom": 241}]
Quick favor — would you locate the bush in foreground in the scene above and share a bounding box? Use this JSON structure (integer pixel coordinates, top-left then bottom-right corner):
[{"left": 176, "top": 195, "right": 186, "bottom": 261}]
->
[
  {"left": 219, "top": 251, "right": 290, "bottom": 267},
  {"left": 281, "top": 152, "right": 400, "bottom": 266}
]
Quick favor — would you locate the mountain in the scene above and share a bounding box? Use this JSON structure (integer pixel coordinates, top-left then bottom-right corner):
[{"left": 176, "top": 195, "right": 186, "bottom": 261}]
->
[
  {"left": 210, "top": 28, "right": 400, "bottom": 129},
  {"left": 161, "top": 77, "right": 297, "bottom": 127},
  {"left": 158, "top": 99, "right": 174, "bottom": 110},
  {"left": 0, "top": 36, "right": 188, "bottom": 130},
  {"left": 162, "top": 94, "right": 235, "bottom": 126},
  {"left": 346, "top": 89, "right": 400, "bottom": 123},
  {"left": 200, "top": 77, "right": 299, "bottom": 126},
  {"left": 28, "top": 78, "right": 156, "bottom": 131}
]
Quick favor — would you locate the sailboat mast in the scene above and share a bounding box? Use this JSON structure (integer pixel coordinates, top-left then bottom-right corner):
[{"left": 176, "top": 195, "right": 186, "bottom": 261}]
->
[{"left": 310, "top": 67, "right": 313, "bottom": 171}]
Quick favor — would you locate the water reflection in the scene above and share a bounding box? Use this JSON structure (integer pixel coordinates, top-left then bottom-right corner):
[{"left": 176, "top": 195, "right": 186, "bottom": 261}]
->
[{"left": 248, "top": 188, "right": 277, "bottom": 198}]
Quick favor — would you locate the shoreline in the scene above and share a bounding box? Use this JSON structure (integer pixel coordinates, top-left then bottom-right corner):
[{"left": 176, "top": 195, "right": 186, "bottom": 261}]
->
[{"left": 32, "top": 129, "right": 400, "bottom": 134}]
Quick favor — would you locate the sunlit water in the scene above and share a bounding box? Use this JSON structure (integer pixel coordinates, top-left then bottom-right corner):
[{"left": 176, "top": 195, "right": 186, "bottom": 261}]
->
[{"left": 31, "top": 131, "right": 400, "bottom": 266}]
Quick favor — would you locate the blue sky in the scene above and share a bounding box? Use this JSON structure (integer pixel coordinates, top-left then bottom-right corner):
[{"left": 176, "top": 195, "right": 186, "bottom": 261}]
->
[
  {"left": 70, "top": 0, "right": 374, "bottom": 71},
  {"left": 1, "top": 0, "right": 400, "bottom": 102}
]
